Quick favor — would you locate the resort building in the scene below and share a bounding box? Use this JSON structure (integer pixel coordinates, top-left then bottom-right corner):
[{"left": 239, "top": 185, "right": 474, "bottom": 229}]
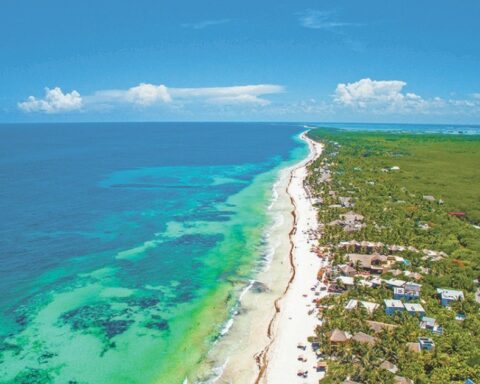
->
[
  {"left": 339, "top": 196, "right": 354, "bottom": 208},
  {"left": 338, "top": 264, "right": 356, "bottom": 277},
  {"left": 422, "top": 249, "right": 447, "bottom": 262},
  {"left": 370, "top": 277, "right": 383, "bottom": 287},
  {"left": 339, "top": 211, "right": 365, "bottom": 232},
  {"left": 448, "top": 211, "right": 466, "bottom": 217},
  {"left": 379, "top": 360, "right": 399, "bottom": 374},
  {"left": 418, "top": 337, "right": 435, "bottom": 351},
  {"left": 338, "top": 240, "right": 384, "bottom": 253},
  {"left": 328, "top": 329, "right": 351, "bottom": 345},
  {"left": 336, "top": 276, "right": 355, "bottom": 289},
  {"left": 357, "top": 279, "right": 373, "bottom": 288},
  {"left": 384, "top": 299, "right": 405, "bottom": 315},
  {"left": 344, "top": 299, "right": 379, "bottom": 314},
  {"left": 384, "top": 279, "right": 407, "bottom": 289},
  {"left": 420, "top": 316, "right": 443, "bottom": 335},
  {"left": 437, "top": 288, "right": 464, "bottom": 306},
  {"left": 419, "top": 267, "right": 430, "bottom": 274},
  {"left": 346, "top": 253, "right": 393, "bottom": 273},
  {"left": 340, "top": 211, "right": 364, "bottom": 223},
  {"left": 328, "top": 204, "right": 342, "bottom": 209},
  {"left": 404, "top": 303, "right": 426, "bottom": 317},
  {"left": 423, "top": 195, "right": 436, "bottom": 202},
  {"left": 387, "top": 244, "right": 407, "bottom": 254},
  {"left": 351, "top": 332, "right": 378, "bottom": 346},
  {"left": 393, "top": 283, "right": 421, "bottom": 300},
  {"left": 403, "top": 271, "right": 423, "bottom": 281},
  {"left": 406, "top": 342, "right": 421, "bottom": 353},
  {"left": 394, "top": 376, "right": 414, "bottom": 384}
]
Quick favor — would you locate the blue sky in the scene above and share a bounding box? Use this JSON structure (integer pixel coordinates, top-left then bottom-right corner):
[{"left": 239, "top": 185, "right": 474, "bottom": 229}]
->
[{"left": 1, "top": 0, "right": 479, "bottom": 123}]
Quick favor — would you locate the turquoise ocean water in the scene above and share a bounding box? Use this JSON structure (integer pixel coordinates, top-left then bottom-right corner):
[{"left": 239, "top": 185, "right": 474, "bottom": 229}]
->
[{"left": 0, "top": 123, "right": 307, "bottom": 384}]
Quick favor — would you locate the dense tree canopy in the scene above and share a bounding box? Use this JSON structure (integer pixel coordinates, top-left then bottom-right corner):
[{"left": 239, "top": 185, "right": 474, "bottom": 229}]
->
[{"left": 307, "top": 128, "right": 480, "bottom": 383}]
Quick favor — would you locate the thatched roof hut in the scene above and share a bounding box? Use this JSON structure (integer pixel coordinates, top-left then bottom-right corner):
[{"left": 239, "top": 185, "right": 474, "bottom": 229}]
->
[
  {"left": 329, "top": 328, "right": 350, "bottom": 343},
  {"left": 352, "top": 332, "right": 378, "bottom": 346}
]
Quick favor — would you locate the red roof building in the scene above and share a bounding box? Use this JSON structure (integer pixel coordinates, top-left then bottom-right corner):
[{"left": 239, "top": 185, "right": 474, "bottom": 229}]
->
[{"left": 448, "top": 212, "right": 466, "bottom": 217}]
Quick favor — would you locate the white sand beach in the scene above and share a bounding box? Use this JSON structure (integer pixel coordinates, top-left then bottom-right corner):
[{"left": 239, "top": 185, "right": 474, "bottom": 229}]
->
[
  {"left": 261, "top": 134, "right": 326, "bottom": 384},
  {"left": 201, "top": 133, "right": 327, "bottom": 384}
]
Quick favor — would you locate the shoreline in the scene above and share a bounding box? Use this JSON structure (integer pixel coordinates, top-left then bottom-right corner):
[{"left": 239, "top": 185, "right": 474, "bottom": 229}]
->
[
  {"left": 259, "top": 133, "right": 325, "bottom": 384},
  {"left": 200, "top": 132, "right": 325, "bottom": 384},
  {"left": 252, "top": 168, "right": 297, "bottom": 383}
]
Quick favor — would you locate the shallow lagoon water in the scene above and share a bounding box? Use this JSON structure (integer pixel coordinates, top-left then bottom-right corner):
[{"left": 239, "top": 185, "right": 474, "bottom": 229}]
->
[{"left": 0, "top": 123, "right": 307, "bottom": 383}]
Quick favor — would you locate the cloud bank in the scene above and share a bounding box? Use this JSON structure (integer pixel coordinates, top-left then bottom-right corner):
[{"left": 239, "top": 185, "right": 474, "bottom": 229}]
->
[
  {"left": 334, "top": 78, "right": 425, "bottom": 111},
  {"left": 170, "top": 84, "right": 283, "bottom": 105},
  {"left": 17, "top": 79, "right": 479, "bottom": 120},
  {"left": 19, "top": 83, "right": 284, "bottom": 113},
  {"left": 94, "top": 83, "right": 172, "bottom": 106},
  {"left": 333, "top": 78, "right": 480, "bottom": 116},
  {"left": 18, "top": 87, "right": 82, "bottom": 113}
]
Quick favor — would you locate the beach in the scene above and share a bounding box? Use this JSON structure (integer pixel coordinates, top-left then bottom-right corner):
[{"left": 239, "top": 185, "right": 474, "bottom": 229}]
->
[
  {"left": 261, "top": 134, "right": 325, "bottom": 384},
  {"left": 204, "top": 132, "right": 325, "bottom": 384}
]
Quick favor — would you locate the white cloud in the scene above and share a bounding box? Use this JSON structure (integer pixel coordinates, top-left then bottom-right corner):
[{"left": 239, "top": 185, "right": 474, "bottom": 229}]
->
[
  {"left": 335, "top": 78, "right": 406, "bottom": 106},
  {"left": 93, "top": 83, "right": 283, "bottom": 107},
  {"left": 170, "top": 84, "right": 284, "bottom": 105},
  {"left": 333, "top": 78, "right": 480, "bottom": 116},
  {"left": 19, "top": 80, "right": 478, "bottom": 119},
  {"left": 126, "top": 83, "right": 171, "bottom": 105},
  {"left": 299, "top": 10, "right": 359, "bottom": 30},
  {"left": 94, "top": 83, "right": 172, "bottom": 106},
  {"left": 181, "top": 19, "right": 230, "bottom": 29},
  {"left": 334, "top": 78, "right": 427, "bottom": 112},
  {"left": 19, "top": 83, "right": 284, "bottom": 113},
  {"left": 18, "top": 87, "right": 82, "bottom": 113}
]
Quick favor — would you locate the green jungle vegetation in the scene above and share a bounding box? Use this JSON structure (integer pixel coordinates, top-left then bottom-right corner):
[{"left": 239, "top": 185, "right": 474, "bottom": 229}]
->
[{"left": 306, "top": 128, "right": 480, "bottom": 384}]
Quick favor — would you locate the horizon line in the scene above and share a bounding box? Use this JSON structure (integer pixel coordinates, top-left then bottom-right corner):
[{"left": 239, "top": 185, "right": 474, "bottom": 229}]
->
[{"left": 1, "top": 121, "right": 480, "bottom": 126}]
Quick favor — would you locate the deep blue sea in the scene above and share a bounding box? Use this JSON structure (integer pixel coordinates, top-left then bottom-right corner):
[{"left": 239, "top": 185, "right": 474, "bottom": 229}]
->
[{"left": 0, "top": 122, "right": 307, "bottom": 383}]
